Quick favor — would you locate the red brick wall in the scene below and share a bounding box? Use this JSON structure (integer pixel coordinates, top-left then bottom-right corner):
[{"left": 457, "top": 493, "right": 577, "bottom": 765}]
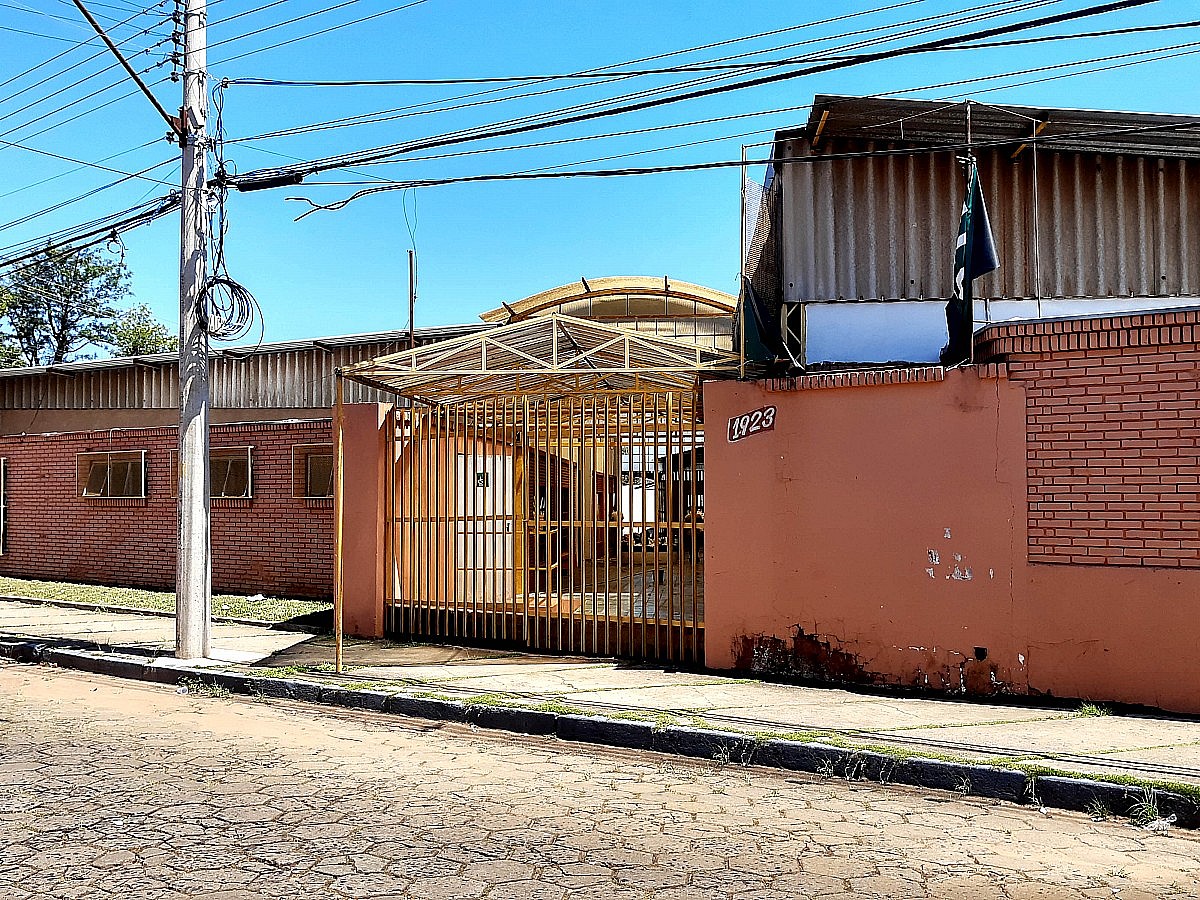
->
[
  {"left": 0, "top": 420, "right": 334, "bottom": 597},
  {"left": 980, "top": 310, "right": 1200, "bottom": 568}
]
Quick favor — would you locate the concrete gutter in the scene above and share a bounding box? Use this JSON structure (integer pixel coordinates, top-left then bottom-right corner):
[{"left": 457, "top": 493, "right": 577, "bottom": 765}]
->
[{"left": 3, "top": 637, "right": 1196, "bottom": 830}]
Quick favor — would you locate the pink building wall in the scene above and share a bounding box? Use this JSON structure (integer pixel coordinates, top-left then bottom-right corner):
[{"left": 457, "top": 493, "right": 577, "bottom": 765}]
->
[{"left": 704, "top": 310, "right": 1200, "bottom": 713}]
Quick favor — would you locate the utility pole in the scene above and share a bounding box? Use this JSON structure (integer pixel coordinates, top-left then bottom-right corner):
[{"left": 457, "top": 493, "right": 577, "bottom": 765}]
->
[{"left": 177, "top": 0, "right": 210, "bottom": 660}]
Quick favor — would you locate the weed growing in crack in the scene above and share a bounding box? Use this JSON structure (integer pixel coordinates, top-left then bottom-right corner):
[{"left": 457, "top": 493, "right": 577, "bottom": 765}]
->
[
  {"left": 1076, "top": 702, "right": 1111, "bottom": 718},
  {"left": 954, "top": 775, "right": 972, "bottom": 796},
  {"left": 176, "top": 678, "right": 230, "bottom": 700},
  {"left": 816, "top": 757, "right": 836, "bottom": 779},
  {"left": 1085, "top": 798, "right": 1111, "bottom": 821},
  {"left": 843, "top": 753, "right": 867, "bottom": 782},
  {"left": 1128, "top": 786, "right": 1162, "bottom": 827}
]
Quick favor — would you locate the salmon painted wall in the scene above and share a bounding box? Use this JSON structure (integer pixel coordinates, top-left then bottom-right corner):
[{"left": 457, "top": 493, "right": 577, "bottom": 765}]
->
[
  {"left": 704, "top": 366, "right": 1200, "bottom": 714},
  {"left": 340, "top": 403, "right": 391, "bottom": 638}
]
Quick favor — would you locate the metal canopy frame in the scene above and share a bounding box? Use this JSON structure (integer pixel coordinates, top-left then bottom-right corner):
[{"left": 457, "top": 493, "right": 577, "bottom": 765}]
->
[{"left": 338, "top": 313, "right": 740, "bottom": 406}]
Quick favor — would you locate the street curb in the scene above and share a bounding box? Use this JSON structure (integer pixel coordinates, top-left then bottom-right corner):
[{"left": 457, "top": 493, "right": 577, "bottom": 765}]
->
[
  {"left": 4, "top": 638, "right": 1198, "bottom": 829},
  {"left": 0, "top": 593, "right": 326, "bottom": 633}
]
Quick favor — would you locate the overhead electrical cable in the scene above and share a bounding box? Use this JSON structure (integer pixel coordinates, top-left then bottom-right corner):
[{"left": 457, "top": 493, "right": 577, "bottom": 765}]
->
[
  {"left": 0, "top": 137, "right": 175, "bottom": 185},
  {"left": 0, "top": 137, "right": 160, "bottom": 200},
  {"left": 0, "top": 156, "right": 177, "bottom": 231},
  {"left": 0, "top": 21, "right": 171, "bottom": 111},
  {"left": 228, "top": 0, "right": 1161, "bottom": 189},
  {"left": 226, "top": 0, "right": 1064, "bottom": 145},
  {"left": 285, "top": 116, "right": 1200, "bottom": 220}
]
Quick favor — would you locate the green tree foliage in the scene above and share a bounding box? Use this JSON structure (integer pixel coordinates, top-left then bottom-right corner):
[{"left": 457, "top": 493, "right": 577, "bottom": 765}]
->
[
  {"left": 110, "top": 303, "right": 178, "bottom": 357},
  {"left": 0, "top": 246, "right": 174, "bottom": 366}
]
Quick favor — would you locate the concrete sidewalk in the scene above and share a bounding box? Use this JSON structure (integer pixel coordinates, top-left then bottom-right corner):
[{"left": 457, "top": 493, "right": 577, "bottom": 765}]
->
[{"left": 3, "top": 596, "right": 1200, "bottom": 796}]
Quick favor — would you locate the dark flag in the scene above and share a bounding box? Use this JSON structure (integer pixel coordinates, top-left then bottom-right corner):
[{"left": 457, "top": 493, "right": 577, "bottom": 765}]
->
[{"left": 940, "top": 157, "right": 999, "bottom": 366}]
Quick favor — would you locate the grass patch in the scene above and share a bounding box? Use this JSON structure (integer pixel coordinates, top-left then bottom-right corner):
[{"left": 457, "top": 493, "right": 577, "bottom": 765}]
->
[
  {"left": 1076, "top": 702, "right": 1112, "bottom": 718},
  {"left": 0, "top": 575, "right": 331, "bottom": 624}
]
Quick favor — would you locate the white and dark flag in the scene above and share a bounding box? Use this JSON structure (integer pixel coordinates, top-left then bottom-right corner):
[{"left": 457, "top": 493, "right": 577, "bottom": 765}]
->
[{"left": 940, "top": 157, "right": 999, "bottom": 366}]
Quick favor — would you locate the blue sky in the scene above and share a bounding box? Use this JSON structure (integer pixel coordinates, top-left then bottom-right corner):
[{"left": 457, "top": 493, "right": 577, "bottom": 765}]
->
[{"left": 3, "top": 0, "right": 1199, "bottom": 351}]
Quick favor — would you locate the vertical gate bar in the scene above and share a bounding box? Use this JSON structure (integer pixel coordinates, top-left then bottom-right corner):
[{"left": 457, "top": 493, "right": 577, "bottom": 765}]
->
[
  {"left": 652, "top": 392, "right": 661, "bottom": 662},
  {"left": 469, "top": 399, "right": 479, "bottom": 641},
  {"left": 388, "top": 407, "right": 397, "bottom": 632},
  {"left": 543, "top": 398, "right": 554, "bottom": 652},
  {"left": 500, "top": 396, "right": 510, "bottom": 643},
  {"left": 635, "top": 393, "right": 644, "bottom": 661},
  {"left": 491, "top": 396, "right": 500, "bottom": 643},
  {"left": 333, "top": 376, "right": 344, "bottom": 673},
  {"left": 429, "top": 405, "right": 439, "bottom": 638},
  {"left": 451, "top": 403, "right": 461, "bottom": 639},
  {"left": 554, "top": 398, "right": 564, "bottom": 654},
  {"left": 566, "top": 398, "right": 576, "bottom": 652},
  {"left": 665, "top": 392, "right": 674, "bottom": 664},
  {"left": 630, "top": 394, "right": 637, "bottom": 659},
  {"left": 472, "top": 399, "right": 481, "bottom": 641},
  {"left": 422, "top": 408, "right": 432, "bottom": 637},
  {"left": 691, "top": 394, "right": 700, "bottom": 663},
  {"left": 564, "top": 396, "right": 574, "bottom": 653},
  {"left": 521, "top": 398, "right": 530, "bottom": 648},
  {"left": 408, "top": 409, "right": 418, "bottom": 637},
  {"left": 436, "top": 403, "right": 446, "bottom": 643},
  {"left": 581, "top": 394, "right": 591, "bottom": 655},
  {"left": 600, "top": 398, "right": 609, "bottom": 657},
  {"left": 421, "top": 406, "right": 430, "bottom": 637},
  {"left": 605, "top": 394, "right": 613, "bottom": 658},
  {"left": 412, "top": 409, "right": 422, "bottom": 636},
  {"left": 476, "top": 398, "right": 486, "bottom": 642},
  {"left": 486, "top": 397, "right": 496, "bottom": 641},
  {"left": 436, "top": 404, "right": 445, "bottom": 638},
  {"left": 585, "top": 395, "right": 595, "bottom": 656}
]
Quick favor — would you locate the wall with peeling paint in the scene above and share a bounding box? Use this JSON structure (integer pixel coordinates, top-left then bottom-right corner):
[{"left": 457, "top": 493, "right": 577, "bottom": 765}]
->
[{"left": 704, "top": 362, "right": 1200, "bottom": 714}]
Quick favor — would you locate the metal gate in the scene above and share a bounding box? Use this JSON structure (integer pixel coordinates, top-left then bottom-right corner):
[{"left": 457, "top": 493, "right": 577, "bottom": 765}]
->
[{"left": 385, "top": 391, "right": 704, "bottom": 663}]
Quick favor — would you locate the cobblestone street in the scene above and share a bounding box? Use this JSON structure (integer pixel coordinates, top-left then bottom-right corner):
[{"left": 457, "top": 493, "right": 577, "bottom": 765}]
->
[{"left": 2, "top": 663, "right": 1198, "bottom": 900}]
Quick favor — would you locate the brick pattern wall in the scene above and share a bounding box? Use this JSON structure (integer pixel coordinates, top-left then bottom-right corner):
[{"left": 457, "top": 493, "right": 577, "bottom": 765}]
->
[
  {"left": 980, "top": 310, "right": 1200, "bottom": 568},
  {"left": 0, "top": 420, "right": 334, "bottom": 597}
]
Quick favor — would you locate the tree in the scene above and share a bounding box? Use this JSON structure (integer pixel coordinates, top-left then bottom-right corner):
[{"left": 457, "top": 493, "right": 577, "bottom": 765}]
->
[
  {"left": 110, "top": 303, "right": 178, "bottom": 357},
  {"left": 0, "top": 246, "right": 174, "bottom": 366}
]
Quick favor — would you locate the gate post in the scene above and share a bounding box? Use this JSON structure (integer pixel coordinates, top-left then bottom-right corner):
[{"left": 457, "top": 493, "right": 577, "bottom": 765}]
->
[{"left": 336, "top": 401, "right": 393, "bottom": 638}]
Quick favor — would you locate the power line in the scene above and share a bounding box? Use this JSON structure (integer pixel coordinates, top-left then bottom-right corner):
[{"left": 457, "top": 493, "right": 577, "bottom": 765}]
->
[
  {"left": 229, "top": 0, "right": 1163, "bottom": 189},
  {"left": 0, "top": 137, "right": 176, "bottom": 185},
  {"left": 286, "top": 115, "right": 1200, "bottom": 220},
  {"left": 226, "top": 0, "right": 1062, "bottom": 146},
  {"left": 0, "top": 156, "right": 177, "bottom": 232}
]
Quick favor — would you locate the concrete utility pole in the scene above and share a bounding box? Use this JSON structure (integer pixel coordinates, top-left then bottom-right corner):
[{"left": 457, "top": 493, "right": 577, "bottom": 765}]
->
[{"left": 177, "top": 0, "right": 211, "bottom": 660}]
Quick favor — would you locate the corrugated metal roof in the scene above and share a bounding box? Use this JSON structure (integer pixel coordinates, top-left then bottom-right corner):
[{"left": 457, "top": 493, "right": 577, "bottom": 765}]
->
[
  {"left": 789, "top": 95, "right": 1200, "bottom": 159},
  {"left": 0, "top": 323, "right": 483, "bottom": 380}
]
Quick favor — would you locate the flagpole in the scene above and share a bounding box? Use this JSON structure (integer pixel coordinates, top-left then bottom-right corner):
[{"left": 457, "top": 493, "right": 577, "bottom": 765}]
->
[{"left": 965, "top": 102, "right": 979, "bottom": 362}]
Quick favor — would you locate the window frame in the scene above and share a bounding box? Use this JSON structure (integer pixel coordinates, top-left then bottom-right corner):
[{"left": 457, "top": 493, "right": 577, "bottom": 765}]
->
[
  {"left": 170, "top": 446, "right": 254, "bottom": 500},
  {"left": 77, "top": 450, "right": 147, "bottom": 500},
  {"left": 0, "top": 457, "right": 7, "bottom": 555},
  {"left": 292, "top": 443, "right": 335, "bottom": 499}
]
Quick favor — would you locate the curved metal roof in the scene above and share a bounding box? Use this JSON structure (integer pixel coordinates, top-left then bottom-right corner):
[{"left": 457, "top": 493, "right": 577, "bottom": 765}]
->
[{"left": 479, "top": 276, "right": 736, "bottom": 324}]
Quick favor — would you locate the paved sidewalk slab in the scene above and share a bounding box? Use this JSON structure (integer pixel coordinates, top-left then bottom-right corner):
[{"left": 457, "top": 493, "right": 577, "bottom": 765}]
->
[
  {"left": 0, "top": 599, "right": 309, "bottom": 664},
  {"left": 3, "top": 597, "right": 1200, "bottom": 794}
]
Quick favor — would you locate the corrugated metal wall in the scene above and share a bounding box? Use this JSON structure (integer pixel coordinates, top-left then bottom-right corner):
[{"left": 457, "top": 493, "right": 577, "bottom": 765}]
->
[
  {"left": 780, "top": 137, "right": 1200, "bottom": 302},
  {"left": 0, "top": 341, "right": 415, "bottom": 410}
]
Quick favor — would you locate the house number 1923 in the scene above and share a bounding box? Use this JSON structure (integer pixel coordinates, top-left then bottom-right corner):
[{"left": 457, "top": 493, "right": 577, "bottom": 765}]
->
[{"left": 727, "top": 405, "right": 776, "bottom": 443}]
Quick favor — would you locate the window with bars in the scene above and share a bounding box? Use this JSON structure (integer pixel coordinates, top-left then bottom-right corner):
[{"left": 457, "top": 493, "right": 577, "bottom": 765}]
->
[{"left": 77, "top": 451, "right": 147, "bottom": 499}]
